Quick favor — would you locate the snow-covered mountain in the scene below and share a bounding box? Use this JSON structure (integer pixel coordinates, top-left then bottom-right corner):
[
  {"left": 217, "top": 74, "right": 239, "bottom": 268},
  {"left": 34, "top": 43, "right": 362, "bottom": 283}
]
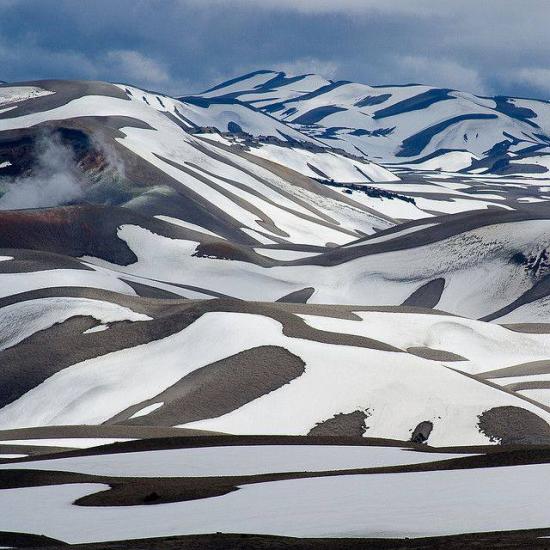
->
[
  {"left": 0, "top": 80, "right": 401, "bottom": 245},
  {"left": 199, "top": 70, "right": 550, "bottom": 175},
  {"left": 1, "top": 76, "right": 550, "bottom": 546}
]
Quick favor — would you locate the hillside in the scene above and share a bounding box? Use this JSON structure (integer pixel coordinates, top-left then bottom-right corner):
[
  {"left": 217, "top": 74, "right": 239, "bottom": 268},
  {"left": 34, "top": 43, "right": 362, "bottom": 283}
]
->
[
  {"left": 1, "top": 76, "right": 550, "bottom": 547},
  {"left": 200, "top": 69, "right": 550, "bottom": 175}
]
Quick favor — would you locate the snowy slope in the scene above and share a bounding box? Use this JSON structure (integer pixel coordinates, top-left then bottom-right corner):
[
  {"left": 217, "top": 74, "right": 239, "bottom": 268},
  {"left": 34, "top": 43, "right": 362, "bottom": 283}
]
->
[
  {"left": 1, "top": 75, "right": 550, "bottom": 546},
  {"left": 0, "top": 437, "right": 549, "bottom": 545},
  {"left": 0, "top": 78, "right": 550, "bottom": 447},
  {"left": 2, "top": 465, "right": 547, "bottom": 542},
  {"left": 0, "top": 444, "right": 468, "bottom": 477},
  {"left": 0, "top": 80, "right": 398, "bottom": 244},
  {"left": 202, "top": 70, "right": 550, "bottom": 175},
  {"left": 1, "top": 295, "right": 550, "bottom": 446},
  {"left": 71, "top": 213, "right": 550, "bottom": 321},
  {"left": 120, "top": 82, "right": 399, "bottom": 183}
]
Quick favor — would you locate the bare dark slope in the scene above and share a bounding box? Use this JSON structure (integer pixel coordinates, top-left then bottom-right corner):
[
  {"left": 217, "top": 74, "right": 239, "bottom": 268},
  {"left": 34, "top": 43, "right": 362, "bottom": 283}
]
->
[{"left": 9, "top": 530, "right": 550, "bottom": 550}]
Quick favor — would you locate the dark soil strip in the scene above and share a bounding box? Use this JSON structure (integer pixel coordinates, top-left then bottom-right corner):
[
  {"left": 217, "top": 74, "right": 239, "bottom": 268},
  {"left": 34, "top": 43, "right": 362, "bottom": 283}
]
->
[
  {"left": 0, "top": 249, "right": 92, "bottom": 273},
  {"left": 120, "top": 279, "right": 186, "bottom": 300},
  {"left": 406, "top": 347, "right": 466, "bottom": 362},
  {"left": 479, "top": 360, "right": 550, "bottom": 379},
  {"left": 0, "top": 286, "right": 189, "bottom": 317},
  {"left": 0, "top": 530, "right": 67, "bottom": 547},
  {"left": 501, "top": 323, "right": 550, "bottom": 334},
  {"left": 13, "top": 530, "right": 550, "bottom": 549},
  {"left": 402, "top": 278, "right": 445, "bottom": 308},
  {"left": 278, "top": 302, "right": 454, "bottom": 319},
  {"left": 0, "top": 425, "right": 215, "bottom": 442},
  {"left": 276, "top": 287, "right": 314, "bottom": 303},
  {"left": 107, "top": 345, "right": 305, "bottom": 426},
  {"left": 301, "top": 206, "right": 550, "bottom": 267},
  {"left": 505, "top": 381, "right": 550, "bottom": 391},
  {"left": 1, "top": 434, "right": 495, "bottom": 464}
]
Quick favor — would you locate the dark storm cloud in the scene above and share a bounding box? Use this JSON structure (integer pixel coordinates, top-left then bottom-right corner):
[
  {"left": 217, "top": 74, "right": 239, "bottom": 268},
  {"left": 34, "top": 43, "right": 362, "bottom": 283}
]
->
[{"left": 0, "top": 0, "right": 548, "bottom": 98}]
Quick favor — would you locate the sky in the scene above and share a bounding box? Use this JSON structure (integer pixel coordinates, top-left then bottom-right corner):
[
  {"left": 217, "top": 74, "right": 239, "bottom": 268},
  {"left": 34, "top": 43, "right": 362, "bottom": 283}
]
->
[{"left": 0, "top": 0, "right": 549, "bottom": 99}]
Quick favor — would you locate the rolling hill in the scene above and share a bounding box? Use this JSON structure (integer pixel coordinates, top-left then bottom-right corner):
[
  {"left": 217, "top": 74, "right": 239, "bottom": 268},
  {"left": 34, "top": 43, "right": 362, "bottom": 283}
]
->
[
  {"left": 199, "top": 69, "right": 550, "bottom": 176},
  {"left": 1, "top": 76, "right": 550, "bottom": 547}
]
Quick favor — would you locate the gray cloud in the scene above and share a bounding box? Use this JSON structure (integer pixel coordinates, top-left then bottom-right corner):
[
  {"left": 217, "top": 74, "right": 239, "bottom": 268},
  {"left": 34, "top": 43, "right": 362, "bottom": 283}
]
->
[
  {"left": 0, "top": 0, "right": 548, "bottom": 99},
  {"left": 393, "top": 56, "right": 489, "bottom": 95},
  {"left": 183, "top": 0, "right": 450, "bottom": 17},
  {"left": 511, "top": 68, "right": 550, "bottom": 96},
  {"left": 105, "top": 50, "right": 171, "bottom": 88}
]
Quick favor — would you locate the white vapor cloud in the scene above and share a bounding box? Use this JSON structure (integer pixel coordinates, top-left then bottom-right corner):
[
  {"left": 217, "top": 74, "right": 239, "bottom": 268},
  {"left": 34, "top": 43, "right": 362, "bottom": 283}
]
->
[
  {"left": 185, "top": 0, "right": 439, "bottom": 16},
  {"left": 106, "top": 50, "right": 170, "bottom": 87},
  {"left": 395, "top": 55, "right": 489, "bottom": 95},
  {"left": 513, "top": 68, "right": 550, "bottom": 95},
  {"left": 0, "top": 130, "right": 129, "bottom": 211},
  {"left": 0, "top": 133, "right": 85, "bottom": 210},
  {"left": 276, "top": 58, "right": 338, "bottom": 80}
]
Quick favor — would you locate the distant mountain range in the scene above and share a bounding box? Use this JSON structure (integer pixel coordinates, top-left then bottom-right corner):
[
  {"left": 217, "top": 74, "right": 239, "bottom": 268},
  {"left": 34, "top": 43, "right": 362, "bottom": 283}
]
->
[{"left": 191, "top": 69, "right": 550, "bottom": 175}]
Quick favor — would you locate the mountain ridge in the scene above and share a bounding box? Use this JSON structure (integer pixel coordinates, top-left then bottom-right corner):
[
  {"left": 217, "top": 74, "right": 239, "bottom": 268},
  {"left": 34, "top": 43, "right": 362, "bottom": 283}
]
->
[{"left": 197, "top": 69, "right": 550, "bottom": 175}]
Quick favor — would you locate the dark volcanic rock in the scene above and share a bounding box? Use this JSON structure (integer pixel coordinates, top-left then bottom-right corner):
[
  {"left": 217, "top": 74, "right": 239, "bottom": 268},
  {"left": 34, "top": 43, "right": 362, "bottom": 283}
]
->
[
  {"left": 402, "top": 278, "right": 445, "bottom": 308},
  {"left": 410, "top": 421, "right": 434, "bottom": 444},
  {"left": 478, "top": 406, "right": 550, "bottom": 445},
  {"left": 308, "top": 410, "right": 370, "bottom": 437}
]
